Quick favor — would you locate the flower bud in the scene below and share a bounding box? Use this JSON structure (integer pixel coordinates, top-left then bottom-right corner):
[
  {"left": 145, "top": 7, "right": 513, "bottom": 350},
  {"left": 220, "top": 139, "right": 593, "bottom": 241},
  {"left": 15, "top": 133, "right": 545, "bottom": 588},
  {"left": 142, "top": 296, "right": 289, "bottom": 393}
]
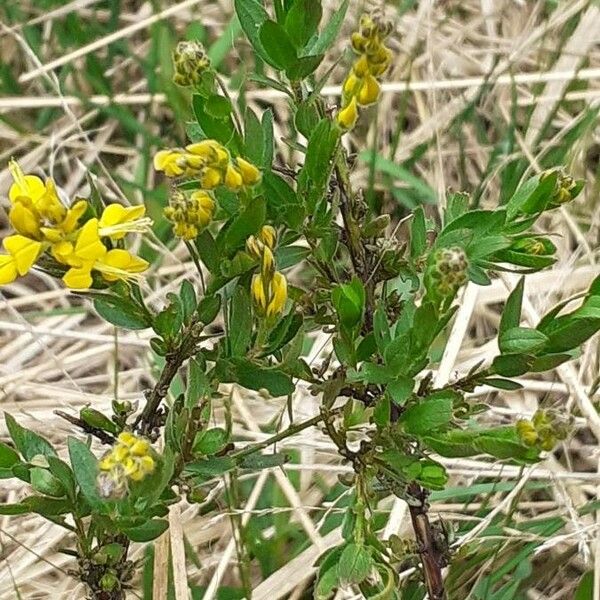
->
[
  {"left": 172, "top": 40, "right": 210, "bottom": 87},
  {"left": 428, "top": 246, "right": 469, "bottom": 299},
  {"left": 266, "top": 272, "right": 288, "bottom": 318},
  {"left": 224, "top": 165, "right": 243, "bottom": 190},
  {"left": 336, "top": 97, "right": 359, "bottom": 130},
  {"left": 258, "top": 225, "right": 277, "bottom": 249}
]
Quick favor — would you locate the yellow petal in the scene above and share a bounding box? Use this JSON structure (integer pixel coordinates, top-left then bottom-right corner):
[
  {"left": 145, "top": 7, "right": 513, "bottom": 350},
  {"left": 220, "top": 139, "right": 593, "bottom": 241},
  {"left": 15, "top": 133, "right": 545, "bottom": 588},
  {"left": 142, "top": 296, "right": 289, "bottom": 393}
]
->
[
  {"left": 118, "top": 432, "right": 136, "bottom": 446},
  {"left": 74, "top": 219, "right": 107, "bottom": 261},
  {"left": 0, "top": 255, "right": 18, "bottom": 285},
  {"left": 357, "top": 74, "right": 380, "bottom": 106},
  {"left": 236, "top": 158, "right": 261, "bottom": 186},
  {"left": 3, "top": 235, "right": 43, "bottom": 276},
  {"left": 60, "top": 199, "right": 88, "bottom": 233},
  {"left": 51, "top": 240, "right": 74, "bottom": 264},
  {"left": 9, "top": 203, "right": 41, "bottom": 238},
  {"left": 99, "top": 204, "right": 145, "bottom": 228},
  {"left": 251, "top": 274, "right": 267, "bottom": 311},
  {"left": 200, "top": 167, "right": 222, "bottom": 189},
  {"left": 336, "top": 97, "right": 359, "bottom": 130},
  {"left": 224, "top": 165, "right": 243, "bottom": 190},
  {"left": 63, "top": 266, "right": 93, "bottom": 289},
  {"left": 267, "top": 271, "right": 287, "bottom": 317}
]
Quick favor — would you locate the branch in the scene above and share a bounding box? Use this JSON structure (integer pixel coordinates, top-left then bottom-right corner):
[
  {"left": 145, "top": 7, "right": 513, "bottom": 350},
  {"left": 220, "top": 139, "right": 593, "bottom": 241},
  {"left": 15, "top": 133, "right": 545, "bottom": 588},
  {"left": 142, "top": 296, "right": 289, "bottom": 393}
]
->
[{"left": 54, "top": 410, "right": 116, "bottom": 445}]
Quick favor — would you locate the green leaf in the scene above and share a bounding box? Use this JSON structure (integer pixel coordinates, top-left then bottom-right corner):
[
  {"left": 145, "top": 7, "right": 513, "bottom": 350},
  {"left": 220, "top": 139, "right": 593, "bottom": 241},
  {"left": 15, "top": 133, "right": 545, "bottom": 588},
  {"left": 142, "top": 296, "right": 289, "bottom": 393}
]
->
[
  {"left": 180, "top": 280, "right": 197, "bottom": 324},
  {"left": 186, "top": 357, "right": 210, "bottom": 408},
  {"left": 506, "top": 171, "right": 558, "bottom": 219},
  {"left": 498, "top": 327, "right": 548, "bottom": 354},
  {"left": 193, "top": 427, "right": 228, "bottom": 456},
  {"left": 263, "top": 172, "right": 304, "bottom": 228},
  {"left": 47, "top": 456, "right": 77, "bottom": 502},
  {"left": 234, "top": 0, "right": 271, "bottom": 64},
  {"left": 492, "top": 353, "right": 533, "bottom": 377},
  {"left": 332, "top": 277, "right": 365, "bottom": 330},
  {"left": 5, "top": 413, "right": 56, "bottom": 461},
  {"left": 262, "top": 312, "right": 303, "bottom": 355},
  {"left": 225, "top": 358, "right": 295, "bottom": 396},
  {"left": 67, "top": 437, "right": 104, "bottom": 510},
  {"left": 284, "top": 0, "right": 322, "bottom": 48},
  {"left": 229, "top": 286, "right": 253, "bottom": 356},
  {"left": 261, "top": 109, "right": 274, "bottom": 169},
  {"left": 259, "top": 20, "right": 297, "bottom": 70},
  {"left": 410, "top": 207, "right": 427, "bottom": 259},
  {"left": 286, "top": 54, "right": 324, "bottom": 80},
  {"left": 387, "top": 377, "right": 414, "bottom": 406},
  {"left": 30, "top": 467, "right": 66, "bottom": 498},
  {"left": 197, "top": 295, "right": 221, "bottom": 325},
  {"left": 306, "top": 0, "right": 349, "bottom": 55},
  {"left": 122, "top": 519, "right": 169, "bottom": 542},
  {"left": 483, "top": 377, "right": 523, "bottom": 391},
  {"left": 337, "top": 543, "right": 373, "bottom": 586},
  {"left": 499, "top": 276, "right": 524, "bottom": 336},
  {"left": 295, "top": 100, "right": 320, "bottom": 137},
  {"left": 93, "top": 296, "right": 150, "bottom": 330},
  {"left": 205, "top": 94, "right": 233, "bottom": 118},
  {"left": 185, "top": 456, "right": 236, "bottom": 478},
  {"left": 222, "top": 197, "right": 266, "bottom": 250},
  {"left": 0, "top": 441, "right": 19, "bottom": 468},
  {"left": 399, "top": 393, "right": 453, "bottom": 435},
  {"left": 575, "top": 571, "right": 594, "bottom": 600},
  {"left": 244, "top": 107, "right": 264, "bottom": 165}
]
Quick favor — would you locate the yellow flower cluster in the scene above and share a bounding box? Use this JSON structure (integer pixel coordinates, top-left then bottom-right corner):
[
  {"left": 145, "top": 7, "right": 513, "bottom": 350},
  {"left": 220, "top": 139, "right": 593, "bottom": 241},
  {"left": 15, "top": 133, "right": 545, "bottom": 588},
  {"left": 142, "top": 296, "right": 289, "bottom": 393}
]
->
[
  {"left": 0, "top": 161, "right": 150, "bottom": 289},
  {"left": 154, "top": 139, "right": 261, "bottom": 239},
  {"left": 164, "top": 189, "right": 215, "bottom": 240},
  {"left": 247, "top": 226, "right": 288, "bottom": 319},
  {"left": 337, "top": 14, "right": 393, "bottom": 130},
  {"left": 98, "top": 432, "right": 155, "bottom": 492},
  {"left": 154, "top": 140, "right": 260, "bottom": 188},
  {"left": 516, "top": 409, "right": 570, "bottom": 452}
]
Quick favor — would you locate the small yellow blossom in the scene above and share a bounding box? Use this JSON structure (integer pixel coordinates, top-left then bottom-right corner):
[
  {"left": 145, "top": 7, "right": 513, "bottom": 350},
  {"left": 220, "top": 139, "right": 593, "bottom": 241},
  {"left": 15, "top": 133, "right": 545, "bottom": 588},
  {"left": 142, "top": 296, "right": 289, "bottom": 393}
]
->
[
  {"left": 98, "top": 432, "right": 156, "bottom": 493},
  {"left": 236, "top": 158, "right": 261, "bottom": 186},
  {"left": 337, "top": 97, "right": 359, "bottom": 129}
]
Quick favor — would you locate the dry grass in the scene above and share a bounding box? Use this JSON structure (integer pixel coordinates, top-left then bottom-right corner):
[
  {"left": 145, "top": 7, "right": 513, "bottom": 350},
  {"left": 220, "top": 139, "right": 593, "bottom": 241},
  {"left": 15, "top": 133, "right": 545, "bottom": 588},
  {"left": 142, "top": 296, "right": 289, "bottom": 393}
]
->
[{"left": 0, "top": 0, "right": 599, "bottom": 598}]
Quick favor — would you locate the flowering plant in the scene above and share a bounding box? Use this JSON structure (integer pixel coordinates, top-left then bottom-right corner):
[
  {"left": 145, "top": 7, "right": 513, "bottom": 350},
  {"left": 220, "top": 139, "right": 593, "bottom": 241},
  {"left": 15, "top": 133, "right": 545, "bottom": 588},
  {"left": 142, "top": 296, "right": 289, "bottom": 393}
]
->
[{"left": 1, "top": 4, "right": 598, "bottom": 600}]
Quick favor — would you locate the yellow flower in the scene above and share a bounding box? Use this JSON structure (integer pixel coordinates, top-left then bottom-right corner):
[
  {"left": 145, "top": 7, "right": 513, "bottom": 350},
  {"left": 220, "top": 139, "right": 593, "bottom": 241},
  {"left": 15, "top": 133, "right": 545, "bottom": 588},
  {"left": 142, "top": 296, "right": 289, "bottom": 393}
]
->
[
  {"left": 98, "top": 203, "right": 151, "bottom": 240},
  {"left": 357, "top": 74, "right": 381, "bottom": 106},
  {"left": 186, "top": 140, "right": 229, "bottom": 165},
  {"left": 266, "top": 272, "right": 287, "bottom": 318},
  {"left": 8, "top": 202, "right": 41, "bottom": 239},
  {"left": 236, "top": 158, "right": 261, "bottom": 186},
  {"left": 224, "top": 164, "right": 244, "bottom": 190},
  {"left": 61, "top": 220, "right": 148, "bottom": 289},
  {"left": 153, "top": 149, "right": 187, "bottom": 177},
  {"left": 200, "top": 167, "right": 222, "bottom": 189},
  {"left": 336, "top": 97, "right": 359, "bottom": 130},
  {"left": 8, "top": 160, "right": 46, "bottom": 205},
  {"left": 98, "top": 431, "right": 156, "bottom": 489}
]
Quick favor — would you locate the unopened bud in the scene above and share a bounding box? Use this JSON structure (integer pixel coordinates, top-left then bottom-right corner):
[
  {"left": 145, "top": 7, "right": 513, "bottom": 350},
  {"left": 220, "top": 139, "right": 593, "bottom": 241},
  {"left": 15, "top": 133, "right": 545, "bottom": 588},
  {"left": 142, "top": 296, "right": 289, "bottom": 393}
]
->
[{"left": 172, "top": 41, "right": 210, "bottom": 87}]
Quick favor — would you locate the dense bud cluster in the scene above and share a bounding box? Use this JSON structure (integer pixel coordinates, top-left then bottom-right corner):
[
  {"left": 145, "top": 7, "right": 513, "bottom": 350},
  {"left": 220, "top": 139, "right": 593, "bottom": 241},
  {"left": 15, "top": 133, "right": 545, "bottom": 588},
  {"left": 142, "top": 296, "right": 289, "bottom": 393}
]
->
[
  {"left": 172, "top": 40, "right": 210, "bottom": 87},
  {"left": 516, "top": 409, "right": 570, "bottom": 451},
  {"left": 337, "top": 13, "right": 393, "bottom": 129},
  {"left": 247, "top": 226, "right": 288, "bottom": 319},
  {"left": 428, "top": 247, "right": 469, "bottom": 298},
  {"left": 164, "top": 189, "right": 216, "bottom": 240}
]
